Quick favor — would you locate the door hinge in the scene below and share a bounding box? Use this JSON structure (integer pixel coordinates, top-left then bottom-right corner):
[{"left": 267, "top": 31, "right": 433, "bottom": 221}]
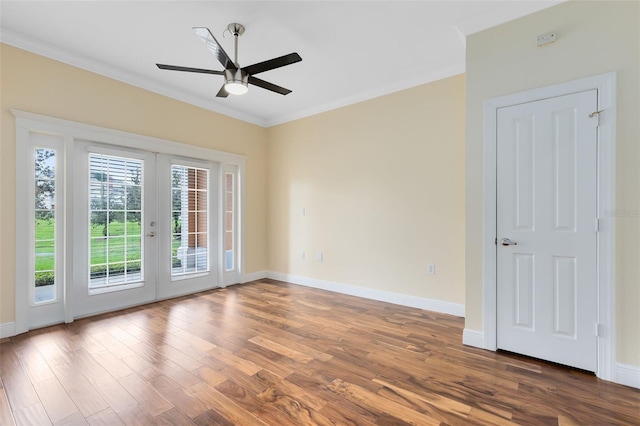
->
[
  {"left": 595, "top": 218, "right": 600, "bottom": 232},
  {"left": 595, "top": 323, "right": 603, "bottom": 337},
  {"left": 494, "top": 237, "right": 497, "bottom": 245},
  {"left": 589, "top": 109, "right": 604, "bottom": 126}
]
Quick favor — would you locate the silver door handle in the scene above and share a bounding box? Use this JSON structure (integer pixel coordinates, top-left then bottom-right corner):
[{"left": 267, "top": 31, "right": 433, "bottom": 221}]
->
[
  {"left": 501, "top": 238, "right": 517, "bottom": 246},
  {"left": 146, "top": 231, "right": 155, "bottom": 237}
]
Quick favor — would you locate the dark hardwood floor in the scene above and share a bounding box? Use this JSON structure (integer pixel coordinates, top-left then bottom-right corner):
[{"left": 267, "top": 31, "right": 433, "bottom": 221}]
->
[{"left": 1, "top": 279, "right": 638, "bottom": 425}]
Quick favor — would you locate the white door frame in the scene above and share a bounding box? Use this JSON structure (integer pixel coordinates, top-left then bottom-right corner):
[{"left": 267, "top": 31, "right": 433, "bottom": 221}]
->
[{"left": 481, "top": 72, "right": 616, "bottom": 381}]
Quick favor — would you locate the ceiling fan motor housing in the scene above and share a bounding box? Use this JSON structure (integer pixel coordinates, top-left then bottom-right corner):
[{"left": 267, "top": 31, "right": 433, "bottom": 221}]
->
[{"left": 224, "top": 68, "right": 249, "bottom": 95}]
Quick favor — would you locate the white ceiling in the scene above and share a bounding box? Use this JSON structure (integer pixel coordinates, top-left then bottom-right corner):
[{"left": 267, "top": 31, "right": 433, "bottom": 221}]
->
[{"left": 0, "top": 1, "right": 561, "bottom": 127}]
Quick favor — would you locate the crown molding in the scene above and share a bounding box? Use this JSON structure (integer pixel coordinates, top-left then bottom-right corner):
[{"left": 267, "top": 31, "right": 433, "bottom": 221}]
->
[
  {"left": 265, "top": 63, "right": 465, "bottom": 127},
  {"left": 454, "top": 0, "right": 565, "bottom": 36}
]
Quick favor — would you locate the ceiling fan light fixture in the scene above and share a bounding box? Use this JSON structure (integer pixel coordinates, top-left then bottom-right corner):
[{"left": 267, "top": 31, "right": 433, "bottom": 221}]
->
[{"left": 224, "top": 68, "right": 249, "bottom": 95}]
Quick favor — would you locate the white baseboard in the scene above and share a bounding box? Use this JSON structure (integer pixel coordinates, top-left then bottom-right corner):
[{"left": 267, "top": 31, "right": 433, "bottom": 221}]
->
[
  {"left": 242, "top": 270, "right": 268, "bottom": 283},
  {"left": 463, "top": 328, "right": 485, "bottom": 348},
  {"left": 616, "top": 363, "right": 640, "bottom": 389},
  {"left": 0, "top": 322, "right": 16, "bottom": 339},
  {"left": 460, "top": 329, "right": 640, "bottom": 390},
  {"left": 266, "top": 271, "right": 465, "bottom": 317}
]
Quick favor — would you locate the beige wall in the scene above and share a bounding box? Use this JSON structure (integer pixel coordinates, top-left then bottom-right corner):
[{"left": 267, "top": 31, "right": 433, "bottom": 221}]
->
[
  {"left": 465, "top": 1, "right": 640, "bottom": 365},
  {"left": 267, "top": 75, "right": 466, "bottom": 305},
  {"left": 0, "top": 44, "right": 268, "bottom": 323}
]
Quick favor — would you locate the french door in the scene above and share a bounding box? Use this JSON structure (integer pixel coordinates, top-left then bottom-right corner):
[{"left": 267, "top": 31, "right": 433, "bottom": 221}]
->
[
  {"left": 73, "top": 143, "right": 220, "bottom": 318},
  {"left": 15, "top": 112, "right": 245, "bottom": 335},
  {"left": 156, "top": 155, "right": 220, "bottom": 299}
]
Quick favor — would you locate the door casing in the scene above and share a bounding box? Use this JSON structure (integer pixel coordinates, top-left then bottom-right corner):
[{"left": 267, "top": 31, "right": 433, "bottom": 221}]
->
[{"left": 481, "top": 72, "right": 616, "bottom": 381}]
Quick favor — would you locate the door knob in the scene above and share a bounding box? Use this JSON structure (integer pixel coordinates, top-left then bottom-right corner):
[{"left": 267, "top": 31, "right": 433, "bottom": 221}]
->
[
  {"left": 147, "top": 231, "right": 156, "bottom": 237},
  {"left": 501, "top": 238, "right": 517, "bottom": 246}
]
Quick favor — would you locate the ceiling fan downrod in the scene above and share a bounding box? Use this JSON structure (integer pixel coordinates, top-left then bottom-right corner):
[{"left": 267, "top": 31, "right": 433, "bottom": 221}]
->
[{"left": 228, "top": 23, "right": 245, "bottom": 67}]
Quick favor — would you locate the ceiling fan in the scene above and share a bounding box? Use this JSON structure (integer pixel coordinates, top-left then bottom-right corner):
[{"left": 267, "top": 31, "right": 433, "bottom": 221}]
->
[{"left": 156, "top": 23, "right": 302, "bottom": 97}]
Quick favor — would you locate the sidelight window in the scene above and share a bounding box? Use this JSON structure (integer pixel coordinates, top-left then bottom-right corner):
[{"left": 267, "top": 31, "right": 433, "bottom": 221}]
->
[{"left": 34, "top": 148, "right": 57, "bottom": 303}]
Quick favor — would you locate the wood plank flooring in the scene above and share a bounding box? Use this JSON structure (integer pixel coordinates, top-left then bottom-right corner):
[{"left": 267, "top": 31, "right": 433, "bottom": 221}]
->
[{"left": 1, "top": 279, "right": 639, "bottom": 425}]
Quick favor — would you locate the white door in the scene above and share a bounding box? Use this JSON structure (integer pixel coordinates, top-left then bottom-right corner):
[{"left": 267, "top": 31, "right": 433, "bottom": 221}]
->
[
  {"left": 157, "top": 155, "right": 219, "bottom": 299},
  {"left": 496, "top": 90, "right": 598, "bottom": 371},
  {"left": 73, "top": 143, "right": 158, "bottom": 317}
]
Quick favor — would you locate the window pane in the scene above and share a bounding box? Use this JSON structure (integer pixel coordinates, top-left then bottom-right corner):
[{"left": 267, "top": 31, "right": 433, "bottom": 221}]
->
[
  {"left": 34, "top": 272, "right": 55, "bottom": 303},
  {"left": 225, "top": 192, "right": 233, "bottom": 212},
  {"left": 126, "top": 236, "right": 142, "bottom": 262},
  {"left": 126, "top": 261, "right": 142, "bottom": 282},
  {"left": 91, "top": 237, "right": 107, "bottom": 264},
  {"left": 108, "top": 237, "right": 126, "bottom": 259},
  {"left": 36, "top": 255, "right": 55, "bottom": 273},
  {"left": 35, "top": 148, "right": 56, "bottom": 178},
  {"left": 225, "top": 231, "right": 232, "bottom": 251},
  {"left": 225, "top": 212, "right": 233, "bottom": 232},
  {"left": 171, "top": 164, "right": 209, "bottom": 277},
  {"left": 196, "top": 188, "right": 207, "bottom": 206},
  {"left": 34, "top": 148, "right": 56, "bottom": 303},
  {"left": 90, "top": 183, "right": 107, "bottom": 207},
  {"left": 35, "top": 240, "right": 55, "bottom": 256},
  {"left": 89, "top": 154, "right": 144, "bottom": 288},
  {"left": 35, "top": 220, "right": 55, "bottom": 241},
  {"left": 195, "top": 212, "right": 207, "bottom": 233},
  {"left": 109, "top": 211, "right": 125, "bottom": 234},
  {"left": 108, "top": 184, "right": 125, "bottom": 210},
  {"left": 35, "top": 179, "right": 55, "bottom": 210},
  {"left": 126, "top": 161, "right": 142, "bottom": 185},
  {"left": 127, "top": 212, "right": 142, "bottom": 231},
  {"left": 126, "top": 185, "right": 141, "bottom": 210}
]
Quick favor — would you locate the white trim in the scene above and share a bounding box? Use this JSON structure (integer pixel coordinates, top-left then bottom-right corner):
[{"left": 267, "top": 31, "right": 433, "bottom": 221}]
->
[
  {"left": 242, "top": 270, "right": 268, "bottom": 283},
  {"left": 63, "top": 135, "right": 74, "bottom": 325},
  {"left": 482, "top": 72, "right": 616, "bottom": 382},
  {"left": 238, "top": 163, "right": 246, "bottom": 286},
  {"left": 0, "top": 322, "right": 16, "bottom": 339},
  {"left": 14, "top": 125, "right": 30, "bottom": 336},
  {"left": 462, "top": 329, "right": 485, "bottom": 348},
  {"left": 11, "top": 110, "right": 246, "bottom": 165},
  {"left": 264, "top": 66, "right": 465, "bottom": 127},
  {"left": 267, "top": 271, "right": 465, "bottom": 317},
  {"left": 615, "top": 363, "right": 640, "bottom": 389}
]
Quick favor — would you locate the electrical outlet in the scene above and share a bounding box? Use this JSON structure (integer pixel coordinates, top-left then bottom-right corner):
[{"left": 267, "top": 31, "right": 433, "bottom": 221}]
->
[
  {"left": 317, "top": 251, "right": 323, "bottom": 262},
  {"left": 428, "top": 264, "right": 436, "bottom": 275},
  {"left": 301, "top": 251, "right": 305, "bottom": 260}
]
